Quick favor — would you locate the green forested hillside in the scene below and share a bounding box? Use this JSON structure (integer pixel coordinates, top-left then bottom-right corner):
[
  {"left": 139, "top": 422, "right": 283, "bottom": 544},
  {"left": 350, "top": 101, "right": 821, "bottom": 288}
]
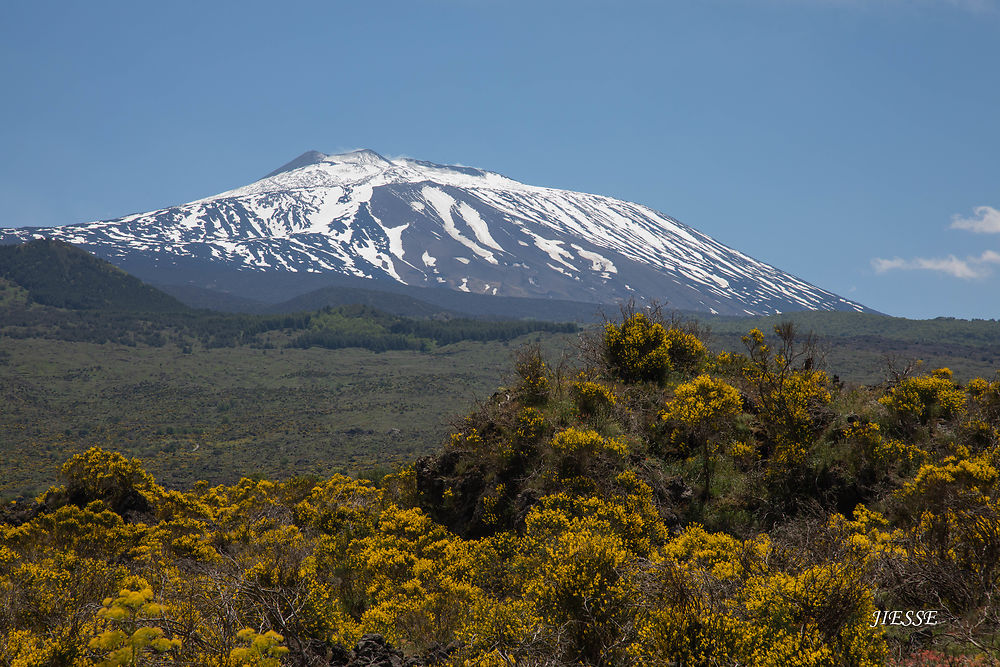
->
[{"left": 0, "top": 239, "right": 189, "bottom": 312}]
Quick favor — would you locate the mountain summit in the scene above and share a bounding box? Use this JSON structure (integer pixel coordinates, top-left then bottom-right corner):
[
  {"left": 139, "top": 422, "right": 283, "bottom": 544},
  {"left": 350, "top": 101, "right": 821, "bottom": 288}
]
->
[{"left": 0, "top": 149, "right": 868, "bottom": 315}]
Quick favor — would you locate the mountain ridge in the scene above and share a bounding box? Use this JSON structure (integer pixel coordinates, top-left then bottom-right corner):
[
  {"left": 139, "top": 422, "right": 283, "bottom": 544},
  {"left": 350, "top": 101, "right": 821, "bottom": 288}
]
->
[{"left": 0, "top": 149, "right": 870, "bottom": 316}]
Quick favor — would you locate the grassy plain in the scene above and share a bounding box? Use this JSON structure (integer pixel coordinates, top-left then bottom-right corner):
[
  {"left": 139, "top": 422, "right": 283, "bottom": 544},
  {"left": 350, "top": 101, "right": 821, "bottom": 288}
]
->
[
  {"left": 0, "top": 332, "right": 576, "bottom": 500},
  {"left": 704, "top": 310, "right": 1000, "bottom": 384},
  {"left": 3, "top": 304, "right": 1000, "bottom": 501}
]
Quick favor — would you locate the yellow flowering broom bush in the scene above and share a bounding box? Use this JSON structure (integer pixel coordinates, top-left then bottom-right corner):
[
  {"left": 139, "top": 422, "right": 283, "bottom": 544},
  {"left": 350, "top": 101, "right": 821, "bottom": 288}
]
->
[{"left": 5, "top": 309, "right": 1000, "bottom": 665}]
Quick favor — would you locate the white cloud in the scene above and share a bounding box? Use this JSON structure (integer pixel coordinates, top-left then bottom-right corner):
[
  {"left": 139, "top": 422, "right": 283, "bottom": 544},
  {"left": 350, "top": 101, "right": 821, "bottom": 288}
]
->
[
  {"left": 871, "top": 206, "right": 1000, "bottom": 281},
  {"left": 871, "top": 257, "right": 907, "bottom": 273},
  {"left": 950, "top": 206, "right": 1000, "bottom": 234},
  {"left": 980, "top": 249, "right": 1000, "bottom": 263},
  {"left": 871, "top": 254, "right": 990, "bottom": 279}
]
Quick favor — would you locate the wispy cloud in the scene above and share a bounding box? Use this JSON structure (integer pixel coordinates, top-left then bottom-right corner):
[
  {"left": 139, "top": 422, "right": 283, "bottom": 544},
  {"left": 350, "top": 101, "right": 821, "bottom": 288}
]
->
[
  {"left": 872, "top": 255, "right": 981, "bottom": 279},
  {"left": 950, "top": 206, "right": 1000, "bottom": 234},
  {"left": 873, "top": 205, "right": 1000, "bottom": 279},
  {"left": 872, "top": 250, "right": 1000, "bottom": 279}
]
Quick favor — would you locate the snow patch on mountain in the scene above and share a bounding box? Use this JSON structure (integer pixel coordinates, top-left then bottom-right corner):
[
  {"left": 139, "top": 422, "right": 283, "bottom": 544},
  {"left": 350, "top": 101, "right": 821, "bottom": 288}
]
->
[{"left": 422, "top": 186, "right": 499, "bottom": 266}]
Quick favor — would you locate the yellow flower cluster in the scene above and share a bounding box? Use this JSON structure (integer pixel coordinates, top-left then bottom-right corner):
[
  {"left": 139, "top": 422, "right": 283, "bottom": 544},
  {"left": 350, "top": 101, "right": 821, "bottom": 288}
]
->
[
  {"left": 828, "top": 505, "right": 907, "bottom": 563},
  {"left": 663, "top": 326, "right": 708, "bottom": 375},
  {"left": 740, "top": 328, "right": 832, "bottom": 467},
  {"left": 513, "top": 346, "right": 550, "bottom": 405},
  {"left": 521, "top": 500, "right": 637, "bottom": 662},
  {"left": 662, "top": 374, "right": 741, "bottom": 427},
  {"left": 603, "top": 313, "right": 708, "bottom": 384},
  {"left": 0, "top": 442, "right": 907, "bottom": 667},
  {"left": 571, "top": 380, "right": 617, "bottom": 416},
  {"left": 514, "top": 407, "right": 545, "bottom": 443},
  {"left": 230, "top": 628, "right": 289, "bottom": 667},
  {"left": 729, "top": 439, "right": 758, "bottom": 464},
  {"left": 899, "top": 452, "right": 999, "bottom": 504},
  {"left": 635, "top": 524, "right": 886, "bottom": 667},
  {"left": 845, "top": 421, "right": 927, "bottom": 468},
  {"left": 602, "top": 312, "right": 672, "bottom": 383},
  {"left": 88, "top": 584, "right": 181, "bottom": 666},
  {"left": 879, "top": 371, "right": 967, "bottom": 428},
  {"left": 967, "top": 376, "right": 994, "bottom": 399},
  {"left": 550, "top": 427, "right": 627, "bottom": 458}
]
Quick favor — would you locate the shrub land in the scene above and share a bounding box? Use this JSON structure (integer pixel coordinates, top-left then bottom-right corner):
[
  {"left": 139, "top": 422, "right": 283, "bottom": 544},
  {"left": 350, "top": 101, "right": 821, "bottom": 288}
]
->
[
  {"left": 2, "top": 307, "right": 1000, "bottom": 665},
  {"left": 0, "top": 283, "right": 579, "bottom": 499}
]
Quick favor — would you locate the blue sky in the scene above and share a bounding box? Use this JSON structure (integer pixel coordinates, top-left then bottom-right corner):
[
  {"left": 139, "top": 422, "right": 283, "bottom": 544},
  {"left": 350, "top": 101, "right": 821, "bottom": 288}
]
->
[{"left": 1, "top": 0, "right": 998, "bottom": 319}]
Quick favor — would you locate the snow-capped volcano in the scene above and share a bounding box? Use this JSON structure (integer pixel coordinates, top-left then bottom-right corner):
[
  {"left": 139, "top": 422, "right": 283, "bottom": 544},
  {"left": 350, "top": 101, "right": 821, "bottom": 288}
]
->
[{"left": 0, "top": 149, "right": 868, "bottom": 315}]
